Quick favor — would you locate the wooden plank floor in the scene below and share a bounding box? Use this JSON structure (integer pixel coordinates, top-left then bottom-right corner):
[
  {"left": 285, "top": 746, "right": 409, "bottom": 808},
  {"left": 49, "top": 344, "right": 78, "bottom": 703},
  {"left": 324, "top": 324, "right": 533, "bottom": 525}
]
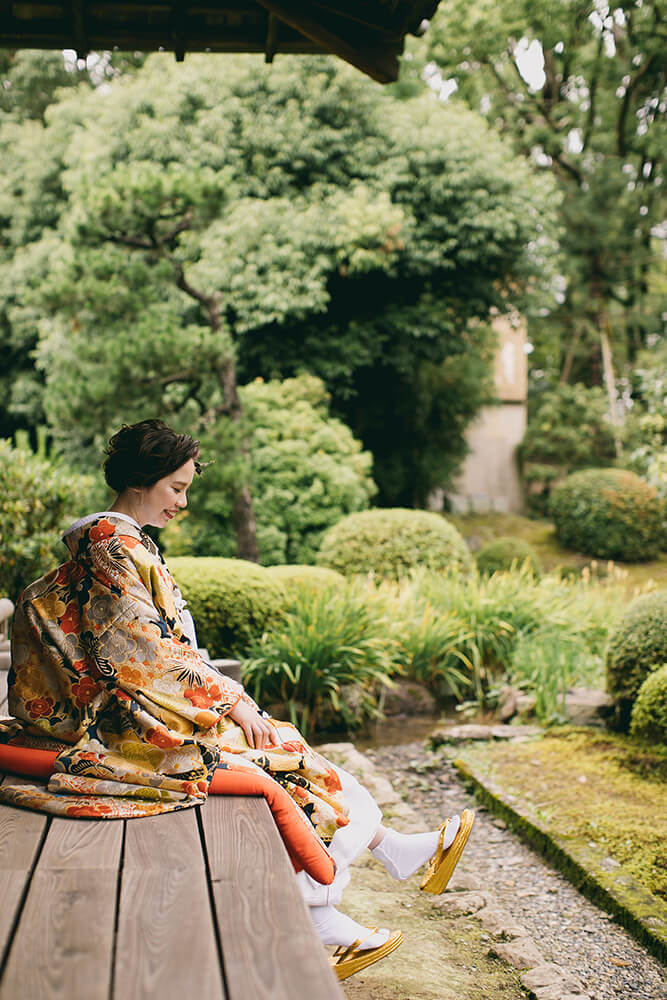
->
[{"left": 0, "top": 670, "right": 344, "bottom": 1000}]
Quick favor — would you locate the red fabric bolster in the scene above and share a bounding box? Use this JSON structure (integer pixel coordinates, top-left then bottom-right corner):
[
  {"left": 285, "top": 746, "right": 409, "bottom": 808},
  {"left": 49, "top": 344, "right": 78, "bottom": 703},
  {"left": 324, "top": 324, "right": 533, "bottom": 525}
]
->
[
  {"left": 209, "top": 767, "right": 335, "bottom": 884},
  {"left": 0, "top": 744, "right": 58, "bottom": 777},
  {"left": 0, "top": 744, "right": 335, "bottom": 886}
]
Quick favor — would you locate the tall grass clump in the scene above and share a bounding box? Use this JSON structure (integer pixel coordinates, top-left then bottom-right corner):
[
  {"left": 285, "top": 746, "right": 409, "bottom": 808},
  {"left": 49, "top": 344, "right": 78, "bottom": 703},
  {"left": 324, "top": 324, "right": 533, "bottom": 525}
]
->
[
  {"left": 402, "top": 568, "right": 626, "bottom": 720},
  {"left": 242, "top": 580, "right": 398, "bottom": 737}
]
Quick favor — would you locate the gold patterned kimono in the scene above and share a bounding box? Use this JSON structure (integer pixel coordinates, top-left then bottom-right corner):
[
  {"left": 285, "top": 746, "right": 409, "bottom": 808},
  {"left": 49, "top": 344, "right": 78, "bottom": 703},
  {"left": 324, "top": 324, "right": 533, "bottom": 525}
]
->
[{"left": 0, "top": 515, "right": 348, "bottom": 850}]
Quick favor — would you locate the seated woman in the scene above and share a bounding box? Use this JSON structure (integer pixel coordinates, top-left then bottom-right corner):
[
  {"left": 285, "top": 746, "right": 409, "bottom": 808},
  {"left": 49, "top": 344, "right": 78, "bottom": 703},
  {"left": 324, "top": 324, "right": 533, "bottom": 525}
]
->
[{"left": 0, "top": 419, "right": 473, "bottom": 981}]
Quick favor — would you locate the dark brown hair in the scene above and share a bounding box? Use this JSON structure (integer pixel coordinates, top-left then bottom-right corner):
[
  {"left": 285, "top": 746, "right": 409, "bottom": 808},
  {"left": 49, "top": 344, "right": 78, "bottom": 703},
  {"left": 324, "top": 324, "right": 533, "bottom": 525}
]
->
[{"left": 103, "top": 419, "right": 201, "bottom": 493}]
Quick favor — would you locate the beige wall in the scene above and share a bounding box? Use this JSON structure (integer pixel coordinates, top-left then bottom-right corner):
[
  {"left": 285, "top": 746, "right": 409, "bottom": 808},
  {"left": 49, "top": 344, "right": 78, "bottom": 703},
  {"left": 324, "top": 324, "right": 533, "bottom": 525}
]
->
[{"left": 444, "top": 313, "right": 527, "bottom": 514}]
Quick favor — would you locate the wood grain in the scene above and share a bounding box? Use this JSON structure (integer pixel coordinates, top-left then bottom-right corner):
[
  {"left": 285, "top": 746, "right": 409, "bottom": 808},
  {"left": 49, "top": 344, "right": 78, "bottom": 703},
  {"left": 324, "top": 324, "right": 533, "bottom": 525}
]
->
[
  {"left": 201, "top": 796, "right": 344, "bottom": 1000},
  {"left": 1, "top": 816, "right": 122, "bottom": 1000},
  {"left": 113, "top": 807, "right": 224, "bottom": 1000},
  {"left": 0, "top": 774, "right": 48, "bottom": 974}
]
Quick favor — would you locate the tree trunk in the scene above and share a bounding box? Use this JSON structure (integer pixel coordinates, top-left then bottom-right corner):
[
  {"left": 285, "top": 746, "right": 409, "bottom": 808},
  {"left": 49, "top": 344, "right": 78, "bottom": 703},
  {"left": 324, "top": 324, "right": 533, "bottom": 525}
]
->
[
  {"left": 217, "top": 357, "right": 260, "bottom": 562},
  {"left": 176, "top": 270, "right": 260, "bottom": 562},
  {"left": 593, "top": 276, "right": 623, "bottom": 459}
]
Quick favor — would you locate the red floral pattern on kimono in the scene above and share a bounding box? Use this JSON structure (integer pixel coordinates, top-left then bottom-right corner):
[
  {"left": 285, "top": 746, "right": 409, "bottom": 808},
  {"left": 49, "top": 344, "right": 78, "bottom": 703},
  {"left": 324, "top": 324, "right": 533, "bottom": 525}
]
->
[{"left": 0, "top": 516, "right": 349, "bottom": 844}]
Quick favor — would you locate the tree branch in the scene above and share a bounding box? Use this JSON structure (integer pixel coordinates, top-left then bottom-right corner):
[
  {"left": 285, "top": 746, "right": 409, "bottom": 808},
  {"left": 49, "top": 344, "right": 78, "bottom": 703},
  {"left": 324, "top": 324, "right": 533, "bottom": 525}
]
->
[
  {"left": 583, "top": 33, "right": 604, "bottom": 152},
  {"left": 617, "top": 53, "right": 656, "bottom": 157}
]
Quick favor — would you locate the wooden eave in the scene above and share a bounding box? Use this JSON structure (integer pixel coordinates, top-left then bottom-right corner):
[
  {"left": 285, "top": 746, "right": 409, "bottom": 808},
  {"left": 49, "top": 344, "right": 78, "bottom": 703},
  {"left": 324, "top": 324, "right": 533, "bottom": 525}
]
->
[{"left": 0, "top": 1, "right": 442, "bottom": 82}]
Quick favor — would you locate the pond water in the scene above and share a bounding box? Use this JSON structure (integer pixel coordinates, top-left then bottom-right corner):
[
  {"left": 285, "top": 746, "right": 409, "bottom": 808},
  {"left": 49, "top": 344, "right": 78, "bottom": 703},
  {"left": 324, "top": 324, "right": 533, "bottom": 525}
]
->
[{"left": 318, "top": 705, "right": 499, "bottom": 750}]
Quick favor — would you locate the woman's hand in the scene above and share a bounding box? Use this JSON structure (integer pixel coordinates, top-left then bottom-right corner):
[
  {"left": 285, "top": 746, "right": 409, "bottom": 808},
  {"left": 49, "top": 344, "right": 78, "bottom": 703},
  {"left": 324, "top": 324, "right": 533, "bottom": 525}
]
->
[{"left": 228, "top": 699, "right": 281, "bottom": 750}]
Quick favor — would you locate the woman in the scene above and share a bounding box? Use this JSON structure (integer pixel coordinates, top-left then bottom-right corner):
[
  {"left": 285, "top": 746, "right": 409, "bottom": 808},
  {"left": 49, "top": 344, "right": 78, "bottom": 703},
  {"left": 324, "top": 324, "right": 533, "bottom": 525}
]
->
[{"left": 1, "top": 419, "right": 473, "bottom": 980}]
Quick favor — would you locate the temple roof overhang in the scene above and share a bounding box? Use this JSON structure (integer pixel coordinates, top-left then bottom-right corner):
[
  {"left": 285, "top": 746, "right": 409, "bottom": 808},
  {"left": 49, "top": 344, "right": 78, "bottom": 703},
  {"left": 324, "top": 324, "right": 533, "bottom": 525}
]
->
[{"left": 0, "top": 1, "right": 442, "bottom": 82}]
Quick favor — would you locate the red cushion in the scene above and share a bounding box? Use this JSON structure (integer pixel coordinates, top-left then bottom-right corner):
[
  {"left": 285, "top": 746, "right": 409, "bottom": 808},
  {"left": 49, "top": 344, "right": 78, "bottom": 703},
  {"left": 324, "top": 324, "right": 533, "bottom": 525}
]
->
[{"left": 0, "top": 744, "right": 335, "bottom": 885}]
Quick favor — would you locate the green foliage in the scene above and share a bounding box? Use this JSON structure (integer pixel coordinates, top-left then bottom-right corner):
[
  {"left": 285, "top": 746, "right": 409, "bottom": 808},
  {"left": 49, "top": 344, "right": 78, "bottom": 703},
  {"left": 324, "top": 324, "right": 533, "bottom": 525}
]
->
[
  {"left": 167, "top": 556, "right": 286, "bottom": 658},
  {"left": 606, "top": 590, "right": 667, "bottom": 725},
  {"left": 521, "top": 383, "right": 617, "bottom": 514},
  {"left": 317, "top": 508, "right": 473, "bottom": 580},
  {"left": 161, "top": 375, "right": 376, "bottom": 565},
  {"left": 1, "top": 51, "right": 557, "bottom": 506},
  {"left": 476, "top": 537, "right": 542, "bottom": 577},
  {"left": 0, "top": 438, "right": 102, "bottom": 601},
  {"left": 621, "top": 342, "right": 667, "bottom": 549},
  {"left": 421, "top": 0, "right": 666, "bottom": 384},
  {"left": 630, "top": 664, "right": 667, "bottom": 745},
  {"left": 550, "top": 468, "right": 662, "bottom": 562},
  {"left": 265, "top": 564, "right": 345, "bottom": 593},
  {"left": 243, "top": 581, "right": 397, "bottom": 737},
  {"left": 402, "top": 568, "right": 622, "bottom": 718}
]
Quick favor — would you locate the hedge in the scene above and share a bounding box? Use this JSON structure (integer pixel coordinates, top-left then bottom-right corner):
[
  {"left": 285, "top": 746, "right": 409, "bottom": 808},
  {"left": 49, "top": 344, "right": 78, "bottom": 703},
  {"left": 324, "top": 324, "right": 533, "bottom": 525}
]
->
[
  {"left": 317, "top": 508, "right": 473, "bottom": 580},
  {"left": 550, "top": 468, "right": 662, "bottom": 562},
  {"left": 606, "top": 590, "right": 667, "bottom": 728},
  {"left": 630, "top": 664, "right": 667, "bottom": 745},
  {"left": 168, "top": 557, "right": 286, "bottom": 658}
]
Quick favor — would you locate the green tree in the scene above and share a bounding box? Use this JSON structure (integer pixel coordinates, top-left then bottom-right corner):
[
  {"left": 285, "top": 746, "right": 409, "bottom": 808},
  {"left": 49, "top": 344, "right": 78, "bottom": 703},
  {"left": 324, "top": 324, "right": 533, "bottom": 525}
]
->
[
  {"left": 8, "top": 53, "right": 556, "bottom": 521},
  {"left": 421, "top": 0, "right": 666, "bottom": 406},
  {"left": 0, "top": 48, "right": 145, "bottom": 442},
  {"left": 164, "top": 375, "right": 376, "bottom": 565}
]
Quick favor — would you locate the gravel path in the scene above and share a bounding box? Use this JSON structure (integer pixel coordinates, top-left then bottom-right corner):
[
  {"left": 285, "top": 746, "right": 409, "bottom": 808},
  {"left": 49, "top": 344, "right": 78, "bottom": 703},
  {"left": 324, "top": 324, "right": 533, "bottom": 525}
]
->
[{"left": 365, "top": 740, "right": 667, "bottom": 1000}]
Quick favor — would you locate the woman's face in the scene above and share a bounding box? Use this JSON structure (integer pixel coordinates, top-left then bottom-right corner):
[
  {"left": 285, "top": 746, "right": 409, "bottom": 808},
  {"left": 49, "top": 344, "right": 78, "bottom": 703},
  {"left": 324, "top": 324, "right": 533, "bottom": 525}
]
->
[{"left": 136, "top": 459, "right": 196, "bottom": 528}]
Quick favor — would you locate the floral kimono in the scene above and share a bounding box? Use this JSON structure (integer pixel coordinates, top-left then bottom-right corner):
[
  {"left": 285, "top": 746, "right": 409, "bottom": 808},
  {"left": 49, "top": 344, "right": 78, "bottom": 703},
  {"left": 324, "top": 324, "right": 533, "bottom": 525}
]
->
[{"left": 0, "top": 514, "right": 349, "bottom": 858}]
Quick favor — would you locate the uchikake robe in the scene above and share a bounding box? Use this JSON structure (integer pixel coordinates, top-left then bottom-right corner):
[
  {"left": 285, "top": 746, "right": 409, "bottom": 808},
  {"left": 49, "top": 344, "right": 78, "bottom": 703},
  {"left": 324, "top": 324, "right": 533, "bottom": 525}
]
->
[{"left": 0, "top": 515, "right": 348, "bottom": 875}]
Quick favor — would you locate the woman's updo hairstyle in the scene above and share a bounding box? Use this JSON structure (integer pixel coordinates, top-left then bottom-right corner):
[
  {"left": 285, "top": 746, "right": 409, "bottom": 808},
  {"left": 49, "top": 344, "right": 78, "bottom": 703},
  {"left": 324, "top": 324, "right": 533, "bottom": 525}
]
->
[{"left": 104, "top": 419, "right": 201, "bottom": 494}]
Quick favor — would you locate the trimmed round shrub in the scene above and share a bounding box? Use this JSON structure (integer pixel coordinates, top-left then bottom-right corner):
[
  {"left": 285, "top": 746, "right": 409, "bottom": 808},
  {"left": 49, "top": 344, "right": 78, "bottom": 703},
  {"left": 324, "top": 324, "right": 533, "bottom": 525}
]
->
[
  {"left": 168, "top": 557, "right": 287, "bottom": 658},
  {"left": 476, "top": 537, "right": 542, "bottom": 577},
  {"left": 265, "top": 565, "right": 345, "bottom": 594},
  {"left": 630, "top": 664, "right": 667, "bottom": 744},
  {"left": 317, "top": 508, "right": 473, "bottom": 580},
  {"left": 606, "top": 590, "right": 667, "bottom": 727},
  {"left": 550, "top": 468, "right": 662, "bottom": 562}
]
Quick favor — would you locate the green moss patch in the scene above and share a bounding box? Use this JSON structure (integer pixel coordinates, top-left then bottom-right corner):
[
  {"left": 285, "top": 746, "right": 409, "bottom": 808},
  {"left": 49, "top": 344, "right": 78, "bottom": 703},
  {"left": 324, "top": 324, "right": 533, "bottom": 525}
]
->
[{"left": 452, "top": 729, "right": 667, "bottom": 961}]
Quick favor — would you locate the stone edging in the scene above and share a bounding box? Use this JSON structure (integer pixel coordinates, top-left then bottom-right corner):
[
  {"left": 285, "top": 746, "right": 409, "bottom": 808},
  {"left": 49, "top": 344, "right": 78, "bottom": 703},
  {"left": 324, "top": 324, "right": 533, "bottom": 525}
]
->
[
  {"left": 454, "top": 757, "right": 667, "bottom": 966},
  {"left": 319, "top": 742, "right": 594, "bottom": 1000}
]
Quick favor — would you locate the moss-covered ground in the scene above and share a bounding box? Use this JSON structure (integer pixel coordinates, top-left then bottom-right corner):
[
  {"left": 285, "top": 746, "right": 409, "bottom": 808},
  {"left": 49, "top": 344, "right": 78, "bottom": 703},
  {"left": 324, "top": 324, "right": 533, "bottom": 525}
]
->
[
  {"left": 454, "top": 728, "right": 667, "bottom": 903},
  {"left": 448, "top": 513, "right": 667, "bottom": 593}
]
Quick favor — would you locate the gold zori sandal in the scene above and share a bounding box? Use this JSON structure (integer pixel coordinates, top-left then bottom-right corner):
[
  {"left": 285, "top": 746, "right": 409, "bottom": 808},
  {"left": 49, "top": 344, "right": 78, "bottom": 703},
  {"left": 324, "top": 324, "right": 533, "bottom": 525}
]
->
[
  {"left": 420, "top": 808, "right": 475, "bottom": 894},
  {"left": 329, "top": 927, "right": 403, "bottom": 981}
]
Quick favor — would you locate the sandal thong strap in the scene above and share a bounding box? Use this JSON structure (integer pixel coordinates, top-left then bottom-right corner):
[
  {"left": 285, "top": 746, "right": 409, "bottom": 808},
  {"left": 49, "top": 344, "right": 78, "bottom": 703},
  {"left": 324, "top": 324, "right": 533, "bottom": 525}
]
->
[{"left": 332, "top": 927, "right": 379, "bottom": 965}]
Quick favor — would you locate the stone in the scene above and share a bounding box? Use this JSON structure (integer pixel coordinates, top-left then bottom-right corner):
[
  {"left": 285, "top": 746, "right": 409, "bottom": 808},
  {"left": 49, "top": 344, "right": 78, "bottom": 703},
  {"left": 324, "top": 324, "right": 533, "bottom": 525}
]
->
[
  {"left": 380, "top": 679, "right": 437, "bottom": 717},
  {"left": 447, "top": 872, "right": 484, "bottom": 892},
  {"left": 491, "top": 724, "right": 542, "bottom": 740},
  {"left": 521, "top": 963, "right": 587, "bottom": 994},
  {"left": 489, "top": 936, "right": 544, "bottom": 969},
  {"left": 316, "top": 742, "right": 376, "bottom": 783},
  {"left": 526, "top": 988, "right": 590, "bottom": 1000},
  {"left": 477, "top": 906, "right": 528, "bottom": 940},
  {"left": 497, "top": 685, "right": 520, "bottom": 722},
  {"left": 564, "top": 687, "right": 614, "bottom": 727},
  {"left": 516, "top": 693, "right": 537, "bottom": 718},
  {"left": 433, "top": 891, "right": 491, "bottom": 914},
  {"left": 431, "top": 724, "right": 497, "bottom": 743}
]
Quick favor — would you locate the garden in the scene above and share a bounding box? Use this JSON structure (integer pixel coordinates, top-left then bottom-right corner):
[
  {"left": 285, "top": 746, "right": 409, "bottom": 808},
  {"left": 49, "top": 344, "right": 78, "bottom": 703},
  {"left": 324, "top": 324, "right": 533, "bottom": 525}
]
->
[{"left": 0, "top": 6, "right": 666, "bottom": 993}]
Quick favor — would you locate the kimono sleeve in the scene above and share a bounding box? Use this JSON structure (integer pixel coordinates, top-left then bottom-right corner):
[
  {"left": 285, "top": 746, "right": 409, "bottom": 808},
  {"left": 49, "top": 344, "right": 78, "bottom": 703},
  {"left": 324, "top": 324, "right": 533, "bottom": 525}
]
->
[{"left": 85, "top": 532, "right": 245, "bottom": 726}]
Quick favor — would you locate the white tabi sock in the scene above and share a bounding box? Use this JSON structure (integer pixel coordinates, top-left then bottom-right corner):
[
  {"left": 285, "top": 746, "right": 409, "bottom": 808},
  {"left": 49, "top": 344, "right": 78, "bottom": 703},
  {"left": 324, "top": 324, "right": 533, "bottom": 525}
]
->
[
  {"left": 309, "top": 905, "right": 391, "bottom": 951},
  {"left": 370, "top": 817, "right": 461, "bottom": 881}
]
